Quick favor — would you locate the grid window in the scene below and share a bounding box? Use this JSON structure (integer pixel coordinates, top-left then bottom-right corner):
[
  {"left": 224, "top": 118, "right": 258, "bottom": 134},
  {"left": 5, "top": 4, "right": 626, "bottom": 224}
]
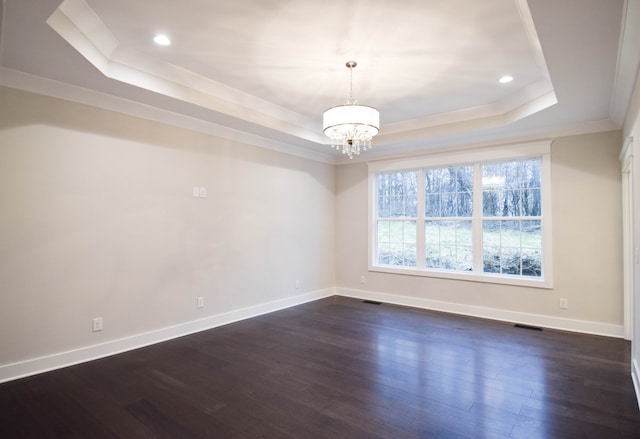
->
[
  {"left": 424, "top": 165, "right": 473, "bottom": 272},
  {"left": 482, "top": 159, "right": 542, "bottom": 277},
  {"left": 376, "top": 172, "right": 418, "bottom": 267},
  {"left": 425, "top": 220, "right": 473, "bottom": 271},
  {"left": 370, "top": 147, "right": 550, "bottom": 288}
]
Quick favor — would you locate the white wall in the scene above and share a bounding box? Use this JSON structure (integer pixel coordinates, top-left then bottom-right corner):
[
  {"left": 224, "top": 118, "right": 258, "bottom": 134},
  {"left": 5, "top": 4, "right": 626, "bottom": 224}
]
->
[
  {"left": 0, "top": 87, "right": 335, "bottom": 379},
  {"left": 336, "top": 131, "right": 624, "bottom": 335}
]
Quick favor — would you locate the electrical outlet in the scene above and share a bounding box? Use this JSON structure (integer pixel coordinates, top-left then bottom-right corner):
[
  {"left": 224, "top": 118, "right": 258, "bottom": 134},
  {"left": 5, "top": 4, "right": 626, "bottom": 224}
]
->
[
  {"left": 360, "top": 275, "right": 367, "bottom": 284},
  {"left": 199, "top": 187, "right": 207, "bottom": 198},
  {"left": 559, "top": 298, "right": 568, "bottom": 309},
  {"left": 295, "top": 280, "right": 300, "bottom": 289},
  {"left": 192, "top": 187, "right": 200, "bottom": 198},
  {"left": 92, "top": 317, "right": 103, "bottom": 332},
  {"left": 197, "top": 297, "right": 204, "bottom": 309}
]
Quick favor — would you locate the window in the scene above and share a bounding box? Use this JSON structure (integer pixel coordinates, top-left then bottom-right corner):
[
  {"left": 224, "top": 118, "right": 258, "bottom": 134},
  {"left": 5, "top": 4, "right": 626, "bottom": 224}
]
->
[
  {"left": 376, "top": 171, "right": 417, "bottom": 266},
  {"left": 482, "top": 159, "right": 542, "bottom": 277},
  {"left": 425, "top": 165, "right": 474, "bottom": 271},
  {"left": 369, "top": 142, "right": 552, "bottom": 288}
]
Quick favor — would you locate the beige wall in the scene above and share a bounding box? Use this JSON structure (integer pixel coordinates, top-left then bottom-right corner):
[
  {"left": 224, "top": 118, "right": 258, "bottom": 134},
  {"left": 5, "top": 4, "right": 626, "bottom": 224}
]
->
[
  {"left": 0, "top": 84, "right": 627, "bottom": 378},
  {"left": 0, "top": 87, "right": 335, "bottom": 366},
  {"left": 623, "top": 63, "right": 640, "bottom": 395},
  {"left": 336, "top": 130, "right": 623, "bottom": 328}
]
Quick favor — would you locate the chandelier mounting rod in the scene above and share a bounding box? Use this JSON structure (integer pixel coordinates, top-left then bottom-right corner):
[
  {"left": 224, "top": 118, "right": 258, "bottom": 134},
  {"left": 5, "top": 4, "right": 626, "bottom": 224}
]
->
[{"left": 346, "top": 60, "right": 357, "bottom": 104}]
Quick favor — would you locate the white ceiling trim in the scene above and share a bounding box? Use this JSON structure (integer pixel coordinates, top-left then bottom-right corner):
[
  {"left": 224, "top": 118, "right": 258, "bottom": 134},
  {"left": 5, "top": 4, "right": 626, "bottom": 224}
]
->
[
  {"left": 47, "top": 0, "right": 325, "bottom": 144},
  {"left": 0, "top": 66, "right": 619, "bottom": 167},
  {"left": 610, "top": 0, "right": 640, "bottom": 126},
  {"left": 0, "top": 67, "right": 337, "bottom": 164},
  {"left": 47, "top": 0, "right": 559, "bottom": 153},
  {"left": 514, "top": 0, "right": 552, "bottom": 80},
  {"left": 380, "top": 80, "right": 557, "bottom": 139},
  {"left": 341, "top": 118, "right": 619, "bottom": 165}
]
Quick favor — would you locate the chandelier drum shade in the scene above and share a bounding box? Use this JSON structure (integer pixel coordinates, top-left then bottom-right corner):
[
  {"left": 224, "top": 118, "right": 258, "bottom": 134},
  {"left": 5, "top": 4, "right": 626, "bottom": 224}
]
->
[{"left": 323, "top": 61, "right": 380, "bottom": 159}]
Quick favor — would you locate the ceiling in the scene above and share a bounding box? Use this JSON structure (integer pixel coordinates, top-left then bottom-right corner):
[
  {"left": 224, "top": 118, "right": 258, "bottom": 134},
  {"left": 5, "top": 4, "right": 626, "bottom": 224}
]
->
[{"left": 0, "top": 0, "right": 637, "bottom": 163}]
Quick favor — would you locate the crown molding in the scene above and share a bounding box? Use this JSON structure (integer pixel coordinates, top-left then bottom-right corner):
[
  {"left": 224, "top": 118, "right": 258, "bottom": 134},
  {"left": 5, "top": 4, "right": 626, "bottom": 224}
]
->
[{"left": 0, "top": 68, "right": 337, "bottom": 164}]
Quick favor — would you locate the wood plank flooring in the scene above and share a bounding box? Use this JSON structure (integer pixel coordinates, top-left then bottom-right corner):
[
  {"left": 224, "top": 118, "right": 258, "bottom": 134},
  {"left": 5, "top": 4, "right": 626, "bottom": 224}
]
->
[{"left": 0, "top": 296, "right": 639, "bottom": 438}]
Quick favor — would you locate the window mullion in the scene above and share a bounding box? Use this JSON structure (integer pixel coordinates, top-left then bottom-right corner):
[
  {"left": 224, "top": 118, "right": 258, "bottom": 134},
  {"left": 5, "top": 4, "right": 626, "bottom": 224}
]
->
[
  {"left": 416, "top": 170, "right": 425, "bottom": 269},
  {"left": 472, "top": 162, "right": 483, "bottom": 273}
]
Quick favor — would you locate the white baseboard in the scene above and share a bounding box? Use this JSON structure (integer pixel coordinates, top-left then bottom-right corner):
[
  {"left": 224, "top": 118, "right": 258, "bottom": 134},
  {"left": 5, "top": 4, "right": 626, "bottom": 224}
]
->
[
  {"left": 0, "top": 288, "right": 335, "bottom": 384},
  {"left": 0, "top": 287, "right": 626, "bottom": 384},
  {"left": 633, "top": 359, "right": 640, "bottom": 411},
  {"left": 336, "top": 287, "right": 625, "bottom": 338}
]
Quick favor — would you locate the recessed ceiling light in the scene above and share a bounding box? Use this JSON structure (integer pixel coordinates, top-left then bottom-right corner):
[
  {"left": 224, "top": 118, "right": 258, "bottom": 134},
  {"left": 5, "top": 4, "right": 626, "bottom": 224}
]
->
[
  {"left": 153, "top": 34, "right": 171, "bottom": 46},
  {"left": 499, "top": 75, "right": 514, "bottom": 84}
]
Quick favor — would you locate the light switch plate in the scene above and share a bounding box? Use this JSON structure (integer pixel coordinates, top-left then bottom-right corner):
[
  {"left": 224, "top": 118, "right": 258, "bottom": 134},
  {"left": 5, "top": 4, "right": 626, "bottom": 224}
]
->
[{"left": 92, "top": 317, "right": 103, "bottom": 332}]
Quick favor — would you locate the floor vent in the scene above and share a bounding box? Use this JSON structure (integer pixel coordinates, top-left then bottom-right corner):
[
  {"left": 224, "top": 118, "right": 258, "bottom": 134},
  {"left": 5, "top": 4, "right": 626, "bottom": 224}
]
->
[
  {"left": 363, "top": 300, "right": 382, "bottom": 305},
  {"left": 514, "top": 323, "right": 543, "bottom": 331}
]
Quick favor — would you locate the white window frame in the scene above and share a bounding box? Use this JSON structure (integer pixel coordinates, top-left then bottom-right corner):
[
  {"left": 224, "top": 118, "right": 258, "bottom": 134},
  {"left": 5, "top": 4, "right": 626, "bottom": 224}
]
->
[{"left": 368, "top": 141, "right": 553, "bottom": 289}]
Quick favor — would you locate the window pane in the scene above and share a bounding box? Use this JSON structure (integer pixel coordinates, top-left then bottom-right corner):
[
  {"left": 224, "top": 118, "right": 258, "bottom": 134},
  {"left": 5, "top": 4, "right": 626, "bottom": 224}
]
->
[
  {"left": 458, "top": 192, "right": 472, "bottom": 217},
  {"left": 482, "top": 219, "right": 542, "bottom": 277},
  {"left": 425, "top": 220, "right": 440, "bottom": 245},
  {"left": 522, "top": 220, "right": 542, "bottom": 276},
  {"left": 406, "top": 191, "right": 418, "bottom": 217},
  {"left": 503, "top": 189, "right": 521, "bottom": 216},
  {"left": 378, "top": 196, "right": 390, "bottom": 218},
  {"left": 426, "top": 247, "right": 440, "bottom": 269},
  {"left": 522, "top": 248, "right": 542, "bottom": 277},
  {"left": 457, "top": 220, "right": 472, "bottom": 246},
  {"left": 522, "top": 188, "right": 541, "bottom": 216},
  {"left": 440, "top": 168, "right": 454, "bottom": 193},
  {"left": 522, "top": 220, "right": 541, "bottom": 248},
  {"left": 377, "top": 171, "right": 418, "bottom": 218},
  {"left": 482, "top": 220, "right": 501, "bottom": 246},
  {"left": 521, "top": 159, "right": 541, "bottom": 189},
  {"left": 377, "top": 220, "right": 416, "bottom": 267},
  {"left": 482, "top": 158, "right": 541, "bottom": 218},
  {"left": 426, "top": 194, "right": 440, "bottom": 217},
  {"left": 390, "top": 196, "right": 404, "bottom": 217},
  {"left": 483, "top": 247, "right": 501, "bottom": 273},
  {"left": 425, "top": 165, "right": 473, "bottom": 218},
  {"left": 457, "top": 166, "right": 474, "bottom": 192},
  {"left": 482, "top": 190, "right": 501, "bottom": 217},
  {"left": 441, "top": 193, "right": 456, "bottom": 217},
  {"left": 377, "top": 220, "right": 391, "bottom": 243},
  {"left": 425, "top": 169, "right": 441, "bottom": 193},
  {"left": 500, "top": 247, "right": 521, "bottom": 275},
  {"left": 425, "top": 220, "right": 472, "bottom": 271}
]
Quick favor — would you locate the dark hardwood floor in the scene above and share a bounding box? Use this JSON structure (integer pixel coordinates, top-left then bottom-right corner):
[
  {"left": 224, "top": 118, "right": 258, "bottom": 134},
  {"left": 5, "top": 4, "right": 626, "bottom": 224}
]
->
[{"left": 1, "top": 296, "right": 639, "bottom": 438}]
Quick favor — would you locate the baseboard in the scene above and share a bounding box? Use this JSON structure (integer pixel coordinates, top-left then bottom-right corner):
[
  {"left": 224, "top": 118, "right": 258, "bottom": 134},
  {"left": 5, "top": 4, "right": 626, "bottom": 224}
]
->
[
  {"left": 633, "top": 358, "right": 640, "bottom": 411},
  {"left": 0, "top": 288, "right": 335, "bottom": 384},
  {"left": 336, "top": 287, "right": 625, "bottom": 338}
]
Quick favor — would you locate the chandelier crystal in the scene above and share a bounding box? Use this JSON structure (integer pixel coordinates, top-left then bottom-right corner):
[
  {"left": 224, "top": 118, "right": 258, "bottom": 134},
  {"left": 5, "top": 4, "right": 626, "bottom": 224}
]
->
[{"left": 323, "top": 61, "right": 380, "bottom": 159}]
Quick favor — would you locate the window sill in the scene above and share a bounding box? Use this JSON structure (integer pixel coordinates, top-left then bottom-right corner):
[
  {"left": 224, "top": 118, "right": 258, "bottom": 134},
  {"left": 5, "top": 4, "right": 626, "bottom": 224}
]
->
[{"left": 369, "top": 264, "right": 553, "bottom": 289}]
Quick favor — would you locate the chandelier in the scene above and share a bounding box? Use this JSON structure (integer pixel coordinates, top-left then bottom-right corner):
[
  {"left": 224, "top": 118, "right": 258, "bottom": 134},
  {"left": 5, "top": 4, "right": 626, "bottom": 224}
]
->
[{"left": 323, "top": 61, "right": 380, "bottom": 159}]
